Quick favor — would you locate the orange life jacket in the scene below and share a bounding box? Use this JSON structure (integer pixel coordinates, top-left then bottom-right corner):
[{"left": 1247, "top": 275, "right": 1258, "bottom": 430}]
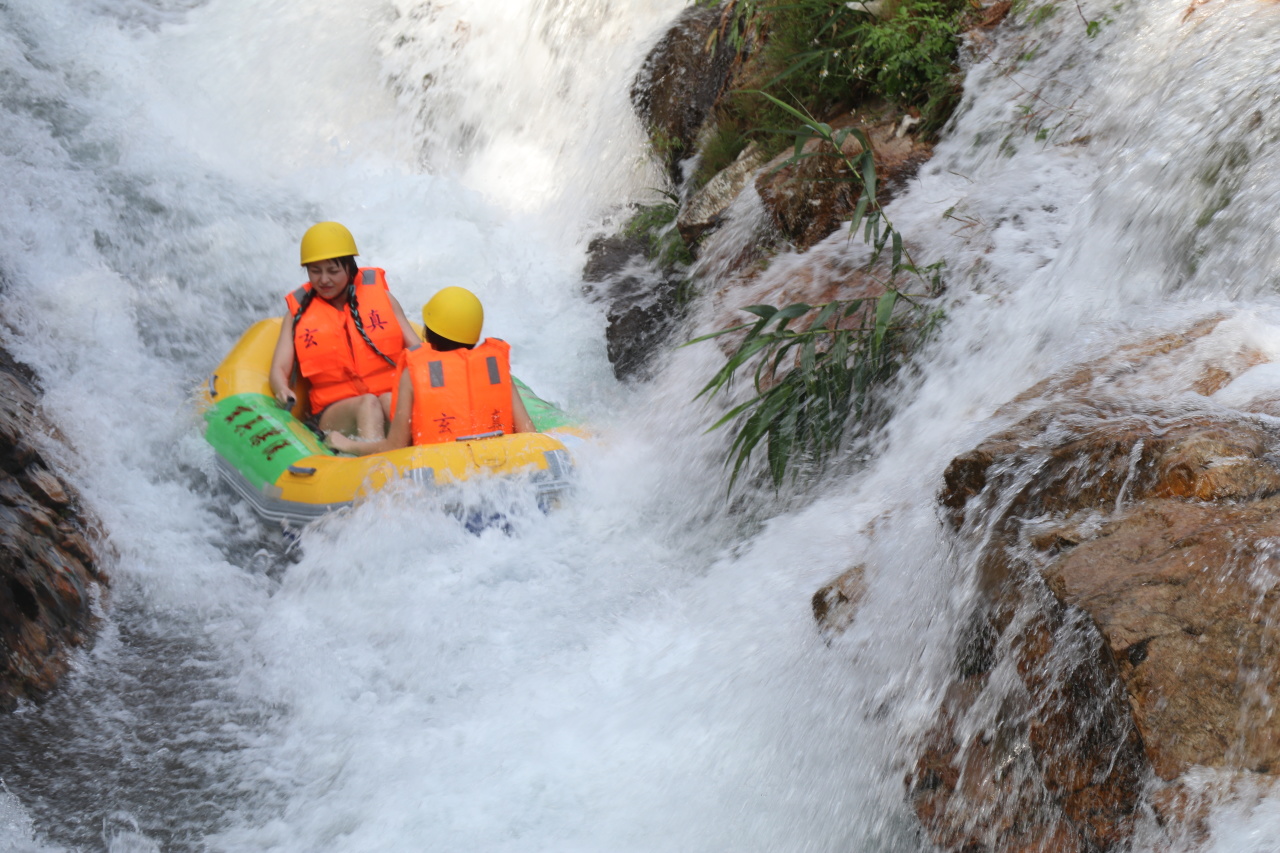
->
[
  {"left": 397, "top": 338, "right": 515, "bottom": 445},
  {"left": 285, "top": 267, "right": 406, "bottom": 415}
]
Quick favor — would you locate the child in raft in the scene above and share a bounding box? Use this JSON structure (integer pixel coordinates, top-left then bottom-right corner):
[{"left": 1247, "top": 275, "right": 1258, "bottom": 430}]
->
[
  {"left": 268, "top": 222, "right": 421, "bottom": 439},
  {"left": 325, "top": 286, "right": 534, "bottom": 455}
]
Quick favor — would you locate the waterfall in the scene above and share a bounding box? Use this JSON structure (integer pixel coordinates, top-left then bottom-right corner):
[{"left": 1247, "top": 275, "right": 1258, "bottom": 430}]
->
[{"left": 3, "top": 0, "right": 1280, "bottom": 850}]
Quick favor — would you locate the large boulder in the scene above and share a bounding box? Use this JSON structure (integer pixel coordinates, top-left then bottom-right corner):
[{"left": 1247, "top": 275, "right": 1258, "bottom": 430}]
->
[
  {"left": 854, "top": 316, "right": 1280, "bottom": 850},
  {"left": 631, "top": 3, "right": 742, "bottom": 184},
  {"left": 0, "top": 344, "right": 108, "bottom": 709}
]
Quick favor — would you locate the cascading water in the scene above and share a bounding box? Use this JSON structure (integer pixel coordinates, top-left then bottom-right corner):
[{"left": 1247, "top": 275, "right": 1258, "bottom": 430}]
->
[{"left": 4, "top": 0, "right": 1280, "bottom": 850}]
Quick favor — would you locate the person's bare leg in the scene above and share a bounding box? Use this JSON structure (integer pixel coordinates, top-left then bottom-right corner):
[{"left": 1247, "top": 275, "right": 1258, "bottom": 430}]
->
[
  {"left": 318, "top": 394, "right": 386, "bottom": 439},
  {"left": 354, "top": 394, "right": 384, "bottom": 439}
]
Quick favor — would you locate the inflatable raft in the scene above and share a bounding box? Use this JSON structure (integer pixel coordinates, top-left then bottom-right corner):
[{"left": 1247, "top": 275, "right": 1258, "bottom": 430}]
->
[{"left": 200, "top": 318, "right": 584, "bottom": 526}]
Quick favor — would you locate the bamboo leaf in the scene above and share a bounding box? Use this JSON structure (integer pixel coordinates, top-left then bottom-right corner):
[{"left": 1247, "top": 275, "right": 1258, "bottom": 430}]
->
[
  {"left": 747, "top": 90, "right": 822, "bottom": 131},
  {"left": 706, "top": 395, "right": 763, "bottom": 432},
  {"left": 694, "top": 335, "right": 774, "bottom": 399},
  {"left": 871, "top": 289, "right": 899, "bottom": 354},
  {"left": 800, "top": 336, "right": 817, "bottom": 374},
  {"left": 727, "top": 386, "right": 792, "bottom": 486},
  {"left": 850, "top": 195, "right": 869, "bottom": 235},
  {"left": 775, "top": 303, "right": 813, "bottom": 321},
  {"left": 860, "top": 150, "right": 877, "bottom": 202},
  {"left": 684, "top": 321, "right": 753, "bottom": 346},
  {"left": 812, "top": 301, "right": 840, "bottom": 330},
  {"left": 768, "top": 406, "right": 799, "bottom": 486}
]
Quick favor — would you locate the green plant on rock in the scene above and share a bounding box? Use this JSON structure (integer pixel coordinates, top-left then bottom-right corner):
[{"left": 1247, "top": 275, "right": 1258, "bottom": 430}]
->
[
  {"left": 692, "top": 122, "right": 751, "bottom": 191},
  {"left": 692, "top": 93, "right": 944, "bottom": 491},
  {"left": 692, "top": 292, "right": 941, "bottom": 488},
  {"left": 623, "top": 197, "right": 695, "bottom": 270},
  {"left": 705, "top": 0, "right": 967, "bottom": 141}
]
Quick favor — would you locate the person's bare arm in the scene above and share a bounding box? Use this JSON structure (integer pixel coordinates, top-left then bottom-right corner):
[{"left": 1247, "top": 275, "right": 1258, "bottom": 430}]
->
[
  {"left": 326, "top": 371, "right": 414, "bottom": 456},
  {"left": 512, "top": 387, "right": 535, "bottom": 434},
  {"left": 268, "top": 313, "right": 298, "bottom": 408},
  {"left": 389, "top": 295, "right": 422, "bottom": 348}
]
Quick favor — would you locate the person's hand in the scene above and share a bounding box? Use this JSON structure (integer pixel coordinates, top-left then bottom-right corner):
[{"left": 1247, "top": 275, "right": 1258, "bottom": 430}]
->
[
  {"left": 275, "top": 388, "right": 297, "bottom": 409},
  {"left": 324, "top": 431, "right": 353, "bottom": 454}
]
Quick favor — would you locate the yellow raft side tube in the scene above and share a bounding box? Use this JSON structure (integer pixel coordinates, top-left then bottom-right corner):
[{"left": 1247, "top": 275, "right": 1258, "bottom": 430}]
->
[{"left": 201, "top": 319, "right": 579, "bottom": 524}]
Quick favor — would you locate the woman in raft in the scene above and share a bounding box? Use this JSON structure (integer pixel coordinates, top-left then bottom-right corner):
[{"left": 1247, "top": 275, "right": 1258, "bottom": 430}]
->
[
  {"left": 269, "top": 222, "right": 421, "bottom": 439},
  {"left": 325, "top": 286, "right": 534, "bottom": 455}
]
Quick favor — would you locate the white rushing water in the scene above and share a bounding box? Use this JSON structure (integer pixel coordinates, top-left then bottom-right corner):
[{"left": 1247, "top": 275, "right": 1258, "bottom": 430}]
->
[{"left": 5, "top": 0, "right": 1280, "bottom": 850}]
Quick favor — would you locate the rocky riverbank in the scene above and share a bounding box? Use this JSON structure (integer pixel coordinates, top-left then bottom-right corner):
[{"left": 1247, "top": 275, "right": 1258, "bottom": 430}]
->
[
  {"left": 0, "top": 342, "right": 108, "bottom": 710},
  {"left": 619, "top": 3, "right": 1280, "bottom": 850},
  {"left": 592, "top": 1, "right": 958, "bottom": 381}
]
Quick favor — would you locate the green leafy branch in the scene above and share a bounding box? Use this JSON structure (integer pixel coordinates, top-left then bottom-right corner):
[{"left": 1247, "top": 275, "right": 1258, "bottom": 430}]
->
[
  {"left": 692, "top": 292, "right": 939, "bottom": 488},
  {"left": 691, "top": 92, "right": 944, "bottom": 491}
]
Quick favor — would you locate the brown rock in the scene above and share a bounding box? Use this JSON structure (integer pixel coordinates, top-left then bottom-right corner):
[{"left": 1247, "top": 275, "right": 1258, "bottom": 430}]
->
[
  {"left": 1044, "top": 497, "right": 1280, "bottom": 780},
  {"left": 0, "top": 344, "right": 108, "bottom": 710},
  {"left": 812, "top": 565, "right": 867, "bottom": 638},
  {"left": 976, "top": 0, "right": 1012, "bottom": 27},
  {"left": 755, "top": 114, "right": 932, "bottom": 251},
  {"left": 677, "top": 142, "right": 768, "bottom": 243},
  {"left": 902, "top": 321, "right": 1280, "bottom": 850}
]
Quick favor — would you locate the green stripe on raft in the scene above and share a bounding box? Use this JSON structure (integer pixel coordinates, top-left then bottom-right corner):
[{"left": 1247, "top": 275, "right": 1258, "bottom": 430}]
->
[
  {"left": 205, "top": 379, "right": 572, "bottom": 490},
  {"left": 513, "top": 377, "right": 575, "bottom": 432},
  {"left": 204, "top": 394, "right": 332, "bottom": 489}
]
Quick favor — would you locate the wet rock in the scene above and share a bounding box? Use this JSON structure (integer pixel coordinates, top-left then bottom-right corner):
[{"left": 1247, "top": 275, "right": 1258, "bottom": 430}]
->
[
  {"left": 812, "top": 565, "right": 867, "bottom": 639},
  {"left": 631, "top": 3, "right": 742, "bottom": 183},
  {"left": 755, "top": 113, "right": 933, "bottom": 251},
  {"left": 903, "top": 321, "right": 1280, "bottom": 851},
  {"left": 582, "top": 230, "right": 685, "bottom": 382},
  {"left": 605, "top": 276, "right": 682, "bottom": 382},
  {"left": 677, "top": 143, "right": 768, "bottom": 244},
  {"left": 582, "top": 232, "right": 648, "bottom": 291},
  {"left": 0, "top": 344, "right": 108, "bottom": 710}
]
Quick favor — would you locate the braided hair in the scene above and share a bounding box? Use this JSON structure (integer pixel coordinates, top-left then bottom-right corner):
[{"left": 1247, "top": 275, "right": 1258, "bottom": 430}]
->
[{"left": 293, "top": 256, "right": 397, "bottom": 367}]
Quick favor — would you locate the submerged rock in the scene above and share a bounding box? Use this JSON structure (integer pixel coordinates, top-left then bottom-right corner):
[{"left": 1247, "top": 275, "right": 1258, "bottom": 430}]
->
[
  {"left": 812, "top": 565, "right": 867, "bottom": 640},
  {"left": 0, "top": 344, "right": 108, "bottom": 710}
]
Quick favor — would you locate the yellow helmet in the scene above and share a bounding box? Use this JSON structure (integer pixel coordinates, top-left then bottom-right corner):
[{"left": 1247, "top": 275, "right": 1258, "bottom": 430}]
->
[
  {"left": 299, "top": 221, "right": 359, "bottom": 266},
  {"left": 422, "top": 286, "right": 484, "bottom": 345}
]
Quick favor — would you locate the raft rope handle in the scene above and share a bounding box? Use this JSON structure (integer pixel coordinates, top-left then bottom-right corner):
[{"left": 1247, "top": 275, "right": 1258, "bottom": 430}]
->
[{"left": 455, "top": 430, "right": 505, "bottom": 442}]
